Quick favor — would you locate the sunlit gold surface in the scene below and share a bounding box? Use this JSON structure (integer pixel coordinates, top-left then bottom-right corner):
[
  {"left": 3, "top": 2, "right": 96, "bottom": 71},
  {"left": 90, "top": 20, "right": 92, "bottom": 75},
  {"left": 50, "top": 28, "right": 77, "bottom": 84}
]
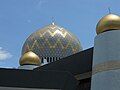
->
[
  {"left": 30, "top": 29, "right": 73, "bottom": 39},
  {"left": 20, "top": 51, "right": 41, "bottom": 66},
  {"left": 96, "top": 14, "right": 120, "bottom": 34}
]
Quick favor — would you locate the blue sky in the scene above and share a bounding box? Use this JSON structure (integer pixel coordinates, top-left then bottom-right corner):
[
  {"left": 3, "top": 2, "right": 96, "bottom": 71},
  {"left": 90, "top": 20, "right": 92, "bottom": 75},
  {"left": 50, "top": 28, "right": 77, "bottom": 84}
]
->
[{"left": 0, "top": 0, "right": 119, "bottom": 68}]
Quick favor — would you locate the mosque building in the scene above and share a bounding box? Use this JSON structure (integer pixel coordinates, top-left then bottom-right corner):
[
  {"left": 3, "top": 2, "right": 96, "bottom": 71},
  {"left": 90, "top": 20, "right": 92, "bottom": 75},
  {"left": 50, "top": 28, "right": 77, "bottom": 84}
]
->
[
  {"left": 18, "top": 21, "right": 82, "bottom": 70},
  {"left": 0, "top": 13, "right": 120, "bottom": 90}
]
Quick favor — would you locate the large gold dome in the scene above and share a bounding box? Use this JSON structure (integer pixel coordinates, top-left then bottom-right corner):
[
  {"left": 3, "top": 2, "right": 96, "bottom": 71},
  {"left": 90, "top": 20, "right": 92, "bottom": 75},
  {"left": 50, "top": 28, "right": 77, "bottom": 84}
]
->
[
  {"left": 22, "top": 22, "right": 82, "bottom": 63},
  {"left": 96, "top": 14, "right": 120, "bottom": 34}
]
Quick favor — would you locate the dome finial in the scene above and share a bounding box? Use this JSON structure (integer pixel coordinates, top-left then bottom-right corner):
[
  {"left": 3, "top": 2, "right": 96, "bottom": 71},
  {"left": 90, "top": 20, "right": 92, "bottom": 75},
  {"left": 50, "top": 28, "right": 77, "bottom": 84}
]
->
[
  {"left": 51, "top": 17, "right": 55, "bottom": 25},
  {"left": 108, "top": 7, "right": 111, "bottom": 14}
]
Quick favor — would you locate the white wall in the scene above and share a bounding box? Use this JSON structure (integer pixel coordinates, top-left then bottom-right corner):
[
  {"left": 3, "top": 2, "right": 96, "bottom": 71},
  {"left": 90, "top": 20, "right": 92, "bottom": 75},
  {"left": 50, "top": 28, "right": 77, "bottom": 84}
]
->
[{"left": 91, "top": 30, "right": 120, "bottom": 90}]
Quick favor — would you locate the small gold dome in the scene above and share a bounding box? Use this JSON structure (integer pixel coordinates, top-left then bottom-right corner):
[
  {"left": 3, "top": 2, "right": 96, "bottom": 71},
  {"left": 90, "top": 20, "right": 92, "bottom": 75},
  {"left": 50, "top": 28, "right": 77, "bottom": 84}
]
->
[
  {"left": 19, "top": 51, "right": 41, "bottom": 66},
  {"left": 96, "top": 14, "right": 120, "bottom": 34}
]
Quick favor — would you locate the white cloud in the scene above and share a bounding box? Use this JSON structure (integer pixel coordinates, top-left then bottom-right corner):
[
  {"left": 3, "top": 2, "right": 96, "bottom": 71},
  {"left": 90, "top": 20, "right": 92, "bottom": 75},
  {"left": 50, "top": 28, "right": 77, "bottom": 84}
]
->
[
  {"left": 36, "top": 0, "right": 48, "bottom": 8},
  {"left": 0, "top": 47, "right": 13, "bottom": 60}
]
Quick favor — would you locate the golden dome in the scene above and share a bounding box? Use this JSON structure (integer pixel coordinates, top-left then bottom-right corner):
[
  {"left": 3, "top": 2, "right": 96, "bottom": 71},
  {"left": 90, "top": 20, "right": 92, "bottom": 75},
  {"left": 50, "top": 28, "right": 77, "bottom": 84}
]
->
[
  {"left": 96, "top": 14, "right": 120, "bottom": 34},
  {"left": 22, "top": 22, "right": 82, "bottom": 63},
  {"left": 19, "top": 51, "right": 41, "bottom": 66}
]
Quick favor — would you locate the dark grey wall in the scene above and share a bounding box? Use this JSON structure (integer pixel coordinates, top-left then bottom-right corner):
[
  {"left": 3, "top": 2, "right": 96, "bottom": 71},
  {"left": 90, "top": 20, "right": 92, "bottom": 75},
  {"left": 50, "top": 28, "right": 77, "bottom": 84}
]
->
[
  {"left": 0, "top": 69, "right": 78, "bottom": 90},
  {"left": 35, "top": 48, "right": 93, "bottom": 75}
]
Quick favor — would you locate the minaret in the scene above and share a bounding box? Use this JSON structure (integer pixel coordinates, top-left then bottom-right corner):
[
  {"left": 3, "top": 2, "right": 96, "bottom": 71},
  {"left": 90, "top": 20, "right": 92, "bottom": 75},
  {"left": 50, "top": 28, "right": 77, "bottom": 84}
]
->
[
  {"left": 18, "top": 51, "right": 41, "bottom": 70},
  {"left": 91, "top": 14, "right": 120, "bottom": 90}
]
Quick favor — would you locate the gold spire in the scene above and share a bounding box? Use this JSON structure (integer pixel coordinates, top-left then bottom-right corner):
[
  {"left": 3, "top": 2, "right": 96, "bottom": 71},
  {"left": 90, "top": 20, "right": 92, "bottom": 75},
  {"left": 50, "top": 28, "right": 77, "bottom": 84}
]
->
[
  {"left": 19, "top": 51, "right": 41, "bottom": 66},
  {"left": 51, "top": 17, "right": 55, "bottom": 25},
  {"left": 108, "top": 7, "right": 111, "bottom": 14},
  {"left": 96, "top": 14, "right": 120, "bottom": 34}
]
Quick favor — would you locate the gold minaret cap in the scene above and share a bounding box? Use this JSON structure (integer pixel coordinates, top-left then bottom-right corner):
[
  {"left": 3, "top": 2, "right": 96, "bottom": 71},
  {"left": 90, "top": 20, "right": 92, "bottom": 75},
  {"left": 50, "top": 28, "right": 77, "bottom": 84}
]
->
[
  {"left": 96, "top": 14, "right": 120, "bottom": 34},
  {"left": 19, "top": 51, "right": 41, "bottom": 66}
]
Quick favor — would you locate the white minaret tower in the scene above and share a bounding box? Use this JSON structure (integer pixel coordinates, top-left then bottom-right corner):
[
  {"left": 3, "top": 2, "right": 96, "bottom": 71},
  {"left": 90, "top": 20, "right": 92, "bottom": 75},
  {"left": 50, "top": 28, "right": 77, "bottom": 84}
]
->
[{"left": 91, "top": 14, "right": 120, "bottom": 90}]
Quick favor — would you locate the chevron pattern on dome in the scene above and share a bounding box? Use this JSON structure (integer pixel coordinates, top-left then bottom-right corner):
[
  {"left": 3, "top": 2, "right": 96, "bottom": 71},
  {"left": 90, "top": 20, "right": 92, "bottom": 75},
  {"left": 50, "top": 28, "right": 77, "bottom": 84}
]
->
[
  {"left": 22, "top": 39, "right": 80, "bottom": 54},
  {"left": 29, "top": 29, "right": 79, "bottom": 43}
]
